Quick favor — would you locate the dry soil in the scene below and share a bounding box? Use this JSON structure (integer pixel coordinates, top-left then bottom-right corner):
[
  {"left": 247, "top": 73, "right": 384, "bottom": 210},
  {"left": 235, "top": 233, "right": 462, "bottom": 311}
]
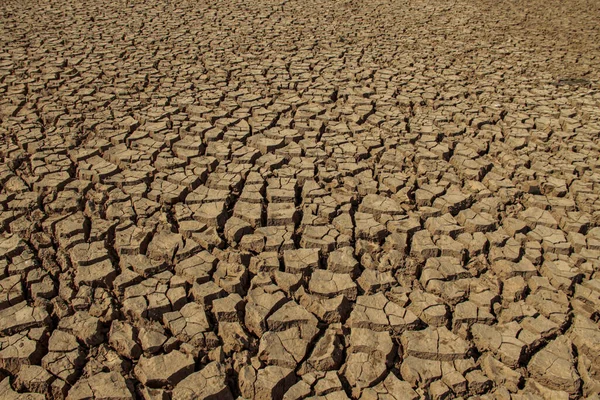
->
[{"left": 1, "top": 0, "right": 600, "bottom": 399}]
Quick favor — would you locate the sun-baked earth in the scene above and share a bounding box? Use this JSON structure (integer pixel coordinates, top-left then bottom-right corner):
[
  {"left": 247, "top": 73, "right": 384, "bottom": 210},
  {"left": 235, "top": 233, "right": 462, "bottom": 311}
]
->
[{"left": 1, "top": 0, "right": 600, "bottom": 398}]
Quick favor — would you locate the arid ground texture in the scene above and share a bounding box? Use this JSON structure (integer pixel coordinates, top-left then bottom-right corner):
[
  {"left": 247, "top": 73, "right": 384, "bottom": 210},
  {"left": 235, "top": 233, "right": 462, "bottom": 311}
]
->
[{"left": 1, "top": 0, "right": 600, "bottom": 398}]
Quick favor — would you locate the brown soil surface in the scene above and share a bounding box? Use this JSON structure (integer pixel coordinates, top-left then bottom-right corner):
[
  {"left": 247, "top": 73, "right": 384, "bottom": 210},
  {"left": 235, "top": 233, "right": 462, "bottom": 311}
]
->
[{"left": 1, "top": 0, "right": 600, "bottom": 398}]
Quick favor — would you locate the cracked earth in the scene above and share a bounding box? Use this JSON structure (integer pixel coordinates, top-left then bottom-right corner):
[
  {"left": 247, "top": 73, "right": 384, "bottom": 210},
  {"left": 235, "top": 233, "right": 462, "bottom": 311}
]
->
[{"left": 1, "top": 0, "right": 600, "bottom": 398}]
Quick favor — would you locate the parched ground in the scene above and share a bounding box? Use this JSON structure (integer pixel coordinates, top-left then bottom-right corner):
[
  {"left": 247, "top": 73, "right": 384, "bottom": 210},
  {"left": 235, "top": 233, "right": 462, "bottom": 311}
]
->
[{"left": 1, "top": 0, "right": 600, "bottom": 398}]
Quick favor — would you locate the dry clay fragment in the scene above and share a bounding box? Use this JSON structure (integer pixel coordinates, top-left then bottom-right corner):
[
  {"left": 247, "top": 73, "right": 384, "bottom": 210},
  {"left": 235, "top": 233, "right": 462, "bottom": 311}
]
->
[
  {"left": 258, "top": 326, "right": 316, "bottom": 369},
  {"left": 401, "top": 327, "right": 473, "bottom": 361},
  {"left": 359, "top": 372, "right": 418, "bottom": 400},
  {"left": 527, "top": 335, "right": 581, "bottom": 394},
  {"left": 303, "top": 329, "right": 344, "bottom": 373},
  {"left": 259, "top": 301, "right": 320, "bottom": 369},
  {"left": 109, "top": 320, "right": 141, "bottom": 360},
  {"left": 58, "top": 311, "right": 104, "bottom": 346},
  {"left": 0, "top": 328, "right": 46, "bottom": 375},
  {"left": 239, "top": 364, "right": 296, "bottom": 400},
  {"left": 41, "top": 330, "right": 86, "bottom": 384},
  {"left": 66, "top": 372, "right": 134, "bottom": 400},
  {"left": 172, "top": 361, "right": 233, "bottom": 400},
  {"left": 0, "top": 275, "right": 24, "bottom": 310},
  {"left": 245, "top": 285, "right": 288, "bottom": 336},
  {"left": 0, "top": 302, "right": 50, "bottom": 336},
  {"left": 308, "top": 269, "right": 358, "bottom": 300},
  {"left": 348, "top": 292, "right": 419, "bottom": 334},
  {"left": 0, "top": 376, "right": 45, "bottom": 400},
  {"left": 480, "top": 353, "right": 522, "bottom": 393},
  {"left": 569, "top": 315, "right": 600, "bottom": 366},
  {"left": 359, "top": 194, "right": 404, "bottom": 219},
  {"left": 163, "top": 302, "right": 212, "bottom": 347},
  {"left": 134, "top": 350, "right": 195, "bottom": 388},
  {"left": 13, "top": 365, "right": 55, "bottom": 398},
  {"left": 344, "top": 328, "right": 396, "bottom": 391}
]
